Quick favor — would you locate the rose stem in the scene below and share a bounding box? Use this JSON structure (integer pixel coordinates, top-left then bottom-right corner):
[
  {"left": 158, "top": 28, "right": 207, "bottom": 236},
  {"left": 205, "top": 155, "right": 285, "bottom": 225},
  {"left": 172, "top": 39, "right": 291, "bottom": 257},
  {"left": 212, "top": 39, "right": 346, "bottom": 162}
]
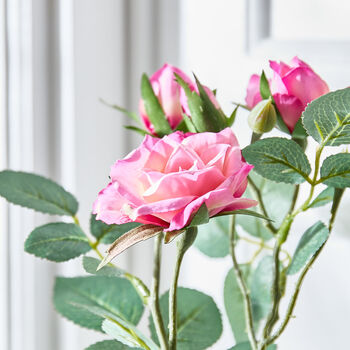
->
[
  {"left": 150, "top": 232, "right": 169, "bottom": 350},
  {"left": 169, "top": 227, "right": 197, "bottom": 350},
  {"left": 229, "top": 215, "right": 258, "bottom": 350}
]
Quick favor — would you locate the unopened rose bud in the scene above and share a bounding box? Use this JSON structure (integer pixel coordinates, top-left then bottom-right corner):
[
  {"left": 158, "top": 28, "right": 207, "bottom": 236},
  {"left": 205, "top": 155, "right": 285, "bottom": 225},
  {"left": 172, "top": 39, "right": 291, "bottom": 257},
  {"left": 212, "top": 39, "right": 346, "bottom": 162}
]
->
[{"left": 248, "top": 98, "right": 277, "bottom": 134}]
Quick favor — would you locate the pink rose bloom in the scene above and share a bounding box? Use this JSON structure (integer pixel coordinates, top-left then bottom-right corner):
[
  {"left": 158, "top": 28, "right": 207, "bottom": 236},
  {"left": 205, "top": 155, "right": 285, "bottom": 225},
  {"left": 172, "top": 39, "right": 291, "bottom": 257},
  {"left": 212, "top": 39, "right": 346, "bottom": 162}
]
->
[
  {"left": 139, "top": 63, "right": 220, "bottom": 134},
  {"left": 93, "top": 128, "right": 256, "bottom": 232},
  {"left": 245, "top": 56, "right": 329, "bottom": 133}
]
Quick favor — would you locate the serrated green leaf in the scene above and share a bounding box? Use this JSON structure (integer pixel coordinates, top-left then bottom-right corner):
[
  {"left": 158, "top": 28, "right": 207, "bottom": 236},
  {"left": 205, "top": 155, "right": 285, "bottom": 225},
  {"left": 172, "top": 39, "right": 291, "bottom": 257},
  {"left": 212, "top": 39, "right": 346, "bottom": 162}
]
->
[
  {"left": 224, "top": 265, "right": 252, "bottom": 343},
  {"left": 195, "top": 216, "right": 230, "bottom": 258},
  {"left": 188, "top": 203, "right": 210, "bottom": 227},
  {"left": 149, "top": 287, "right": 222, "bottom": 350},
  {"left": 288, "top": 221, "right": 329, "bottom": 275},
  {"left": 260, "top": 71, "right": 271, "bottom": 100},
  {"left": 242, "top": 138, "right": 311, "bottom": 184},
  {"left": 141, "top": 74, "right": 172, "bottom": 136},
  {"left": 24, "top": 223, "right": 90, "bottom": 262},
  {"left": 54, "top": 276, "right": 144, "bottom": 331},
  {"left": 228, "top": 342, "right": 276, "bottom": 350},
  {"left": 83, "top": 256, "right": 125, "bottom": 277},
  {"left": 90, "top": 214, "right": 141, "bottom": 244},
  {"left": 194, "top": 75, "right": 227, "bottom": 131},
  {"left": 250, "top": 256, "right": 274, "bottom": 325},
  {"left": 86, "top": 340, "right": 139, "bottom": 350},
  {"left": 308, "top": 187, "right": 335, "bottom": 209},
  {"left": 319, "top": 153, "right": 350, "bottom": 188},
  {"left": 0, "top": 170, "right": 78, "bottom": 216},
  {"left": 302, "top": 88, "right": 350, "bottom": 146}
]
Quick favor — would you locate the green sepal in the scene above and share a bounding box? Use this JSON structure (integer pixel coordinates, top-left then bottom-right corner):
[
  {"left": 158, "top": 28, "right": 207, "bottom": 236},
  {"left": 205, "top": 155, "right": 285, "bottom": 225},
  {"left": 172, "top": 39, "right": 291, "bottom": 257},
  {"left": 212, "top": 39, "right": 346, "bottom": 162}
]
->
[
  {"left": 188, "top": 203, "right": 210, "bottom": 227},
  {"left": 123, "top": 125, "right": 151, "bottom": 136},
  {"left": 141, "top": 74, "right": 172, "bottom": 136},
  {"left": 259, "top": 71, "right": 271, "bottom": 100}
]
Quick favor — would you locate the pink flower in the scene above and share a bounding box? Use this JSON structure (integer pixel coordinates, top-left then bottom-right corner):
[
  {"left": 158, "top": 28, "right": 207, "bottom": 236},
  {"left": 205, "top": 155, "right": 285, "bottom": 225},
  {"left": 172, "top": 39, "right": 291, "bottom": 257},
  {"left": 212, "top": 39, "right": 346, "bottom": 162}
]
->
[
  {"left": 245, "top": 57, "right": 329, "bottom": 133},
  {"left": 139, "top": 63, "right": 220, "bottom": 134},
  {"left": 93, "top": 128, "right": 256, "bottom": 232}
]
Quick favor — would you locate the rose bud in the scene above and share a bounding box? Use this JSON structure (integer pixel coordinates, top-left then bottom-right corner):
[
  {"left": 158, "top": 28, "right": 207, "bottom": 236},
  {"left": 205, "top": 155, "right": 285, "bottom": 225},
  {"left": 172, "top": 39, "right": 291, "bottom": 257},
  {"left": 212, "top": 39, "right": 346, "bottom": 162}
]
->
[
  {"left": 245, "top": 56, "right": 329, "bottom": 133},
  {"left": 139, "top": 63, "right": 220, "bottom": 135},
  {"left": 248, "top": 98, "right": 277, "bottom": 134}
]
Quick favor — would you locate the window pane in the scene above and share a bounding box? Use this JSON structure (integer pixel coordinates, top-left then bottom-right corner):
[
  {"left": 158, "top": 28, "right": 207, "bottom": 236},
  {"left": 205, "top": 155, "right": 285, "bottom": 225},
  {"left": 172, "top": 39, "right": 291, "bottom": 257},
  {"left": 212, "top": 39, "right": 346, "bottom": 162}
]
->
[{"left": 271, "top": 0, "right": 350, "bottom": 40}]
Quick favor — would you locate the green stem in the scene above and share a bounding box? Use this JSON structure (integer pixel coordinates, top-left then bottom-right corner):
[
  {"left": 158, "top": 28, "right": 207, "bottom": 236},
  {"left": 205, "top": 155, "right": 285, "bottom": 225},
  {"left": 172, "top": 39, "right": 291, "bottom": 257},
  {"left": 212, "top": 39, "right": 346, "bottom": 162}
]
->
[
  {"left": 229, "top": 216, "right": 258, "bottom": 350},
  {"left": 169, "top": 227, "right": 197, "bottom": 350},
  {"left": 150, "top": 233, "right": 169, "bottom": 350}
]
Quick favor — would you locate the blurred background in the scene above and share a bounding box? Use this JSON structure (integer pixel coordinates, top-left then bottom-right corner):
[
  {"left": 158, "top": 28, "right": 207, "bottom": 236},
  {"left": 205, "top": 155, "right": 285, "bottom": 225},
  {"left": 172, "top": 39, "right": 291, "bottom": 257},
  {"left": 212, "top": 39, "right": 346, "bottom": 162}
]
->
[{"left": 1, "top": 0, "right": 350, "bottom": 349}]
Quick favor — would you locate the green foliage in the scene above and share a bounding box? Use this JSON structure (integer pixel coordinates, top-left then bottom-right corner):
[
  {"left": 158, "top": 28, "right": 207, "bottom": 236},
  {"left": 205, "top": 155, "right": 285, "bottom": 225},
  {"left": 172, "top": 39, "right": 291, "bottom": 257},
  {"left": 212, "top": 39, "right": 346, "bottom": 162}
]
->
[
  {"left": 242, "top": 138, "right": 311, "bottom": 184},
  {"left": 308, "top": 187, "right": 335, "bottom": 209},
  {"left": 292, "top": 119, "right": 308, "bottom": 139},
  {"left": 194, "top": 75, "right": 227, "bottom": 131},
  {"left": 320, "top": 153, "right": 350, "bottom": 188},
  {"left": 228, "top": 342, "right": 276, "bottom": 350},
  {"left": 228, "top": 106, "right": 239, "bottom": 127},
  {"left": 250, "top": 256, "right": 274, "bottom": 325},
  {"left": 141, "top": 74, "right": 172, "bottom": 136},
  {"left": 149, "top": 287, "right": 222, "bottom": 349},
  {"left": 288, "top": 221, "right": 329, "bottom": 275},
  {"left": 86, "top": 340, "right": 139, "bottom": 350},
  {"left": 83, "top": 256, "right": 125, "bottom": 277},
  {"left": 188, "top": 203, "right": 210, "bottom": 227},
  {"left": 90, "top": 214, "right": 140, "bottom": 244},
  {"left": 224, "top": 265, "right": 252, "bottom": 343},
  {"left": 195, "top": 216, "right": 230, "bottom": 258},
  {"left": 54, "top": 276, "right": 144, "bottom": 331},
  {"left": 123, "top": 126, "right": 151, "bottom": 136},
  {"left": 0, "top": 170, "right": 78, "bottom": 216},
  {"left": 303, "top": 88, "right": 350, "bottom": 146},
  {"left": 259, "top": 71, "right": 271, "bottom": 100},
  {"left": 24, "top": 223, "right": 90, "bottom": 262}
]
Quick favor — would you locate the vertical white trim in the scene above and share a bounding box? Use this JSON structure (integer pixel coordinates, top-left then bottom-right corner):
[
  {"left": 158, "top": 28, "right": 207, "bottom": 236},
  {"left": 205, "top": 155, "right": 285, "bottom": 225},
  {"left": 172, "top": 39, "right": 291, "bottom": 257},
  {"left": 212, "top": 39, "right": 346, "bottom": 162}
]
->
[{"left": 0, "top": 0, "right": 9, "bottom": 349}]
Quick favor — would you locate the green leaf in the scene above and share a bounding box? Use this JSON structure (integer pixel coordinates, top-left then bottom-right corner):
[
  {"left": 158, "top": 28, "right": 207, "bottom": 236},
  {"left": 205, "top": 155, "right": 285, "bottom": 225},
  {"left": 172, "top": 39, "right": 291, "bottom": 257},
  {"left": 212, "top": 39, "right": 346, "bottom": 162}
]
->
[
  {"left": 24, "top": 223, "right": 90, "bottom": 262},
  {"left": 123, "top": 125, "right": 151, "bottom": 136},
  {"left": 0, "top": 170, "right": 78, "bottom": 216},
  {"left": 320, "top": 153, "right": 350, "bottom": 188},
  {"left": 287, "top": 221, "right": 329, "bottom": 275},
  {"left": 308, "top": 187, "right": 335, "bottom": 209},
  {"left": 259, "top": 71, "right": 271, "bottom": 100},
  {"left": 141, "top": 74, "right": 172, "bottom": 136},
  {"left": 194, "top": 75, "right": 227, "bottom": 131},
  {"left": 90, "top": 214, "right": 141, "bottom": 244},
  {"left": 188, "top": 203, "right": 210, "bottom": 227},
  {"left": 242, "top": 137, "right": 311, "bottom": 184},
  {"left": 54, "top": 276, "right": 144, "bottom": 331},
  {"left": 228, "top": 342, "right": 276, "bottom": 350},
  {"left": 182, "top": 114, "right": 198, "bottom": 133},
  {"left": 149, "top": 287, "right": 222, "bottom": 350},
  {"left": 195, "top": 216, "right": 230, "bottom": 258},
  {"left": 224, "top": 265, "right": 252, "bottom": 343},
  {"left": 175, "top": 74, "right": 210, "bottom": 132},
  {"left": 250, "top": 256, "right": 274, "bottom": 324},
  {"left": 99, "top": 98, "right": 141, "bottom": 125},
  {"left": 86, "top": 340, "right": 139, "bottom": 350},
  {"left": 83, "top": 256, "right": 125, "bottom": 277},
  {"left": 302, "top": 88, "right": 350, "bottom": 146}
]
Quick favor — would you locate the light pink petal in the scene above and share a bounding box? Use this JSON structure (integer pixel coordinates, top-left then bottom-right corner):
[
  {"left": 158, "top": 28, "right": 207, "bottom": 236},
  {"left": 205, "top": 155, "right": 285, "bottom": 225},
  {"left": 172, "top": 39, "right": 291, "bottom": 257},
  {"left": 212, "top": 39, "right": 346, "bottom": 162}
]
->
[
  {"left": 223, "top": 146, "right": 245, "bottom": 177},
  {"left": 269, "top": 60, "right": 292, "bottom": 76},
  {"left": 270, "top": 71, "right": 288, "bottom": 95},
  {"left": 143, "top": 166, "right": 226, "bottom": 203},
  {"left": 273, "top": 93, "right": 305, "bottom": 133},
  {"left": 164, "top": 144, "right": 205, "bottom": 173},
  {"left": 182, "top": 128, "right": 239, "bottom": 154},
  {"left": 282, "top": 67, "right": 329, "bottom": 105},
  {"left": 93, "top": 183, "right": 132, "bottom": 225},
  {"left": 245, "top": 74, "right": 262, "bottom": 109},
  {"left": 134, "top": 214, "right": 169, "bottom": 227},
  {"left": 216, "top": 198, "right": 258, "bottom": 213},
  {"left": 201, "top": 144, "right": 230, "bottom": 171},
  {"left": 290, "top": 56, "right": 310, "bottom": 69}
]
